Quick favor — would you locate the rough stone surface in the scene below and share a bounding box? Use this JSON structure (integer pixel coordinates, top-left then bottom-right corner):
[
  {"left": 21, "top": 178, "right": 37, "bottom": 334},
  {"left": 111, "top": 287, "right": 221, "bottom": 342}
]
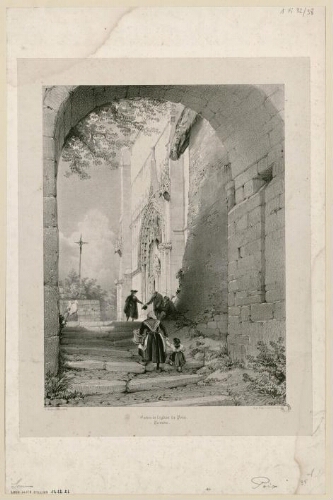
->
[
  {"left": 128, "top": 395, "right": 232, "bottom": 407},
  {"left": 128, "top": 374, "right": 203, "bottom": 392},
  {"left": 67, "top": 360, "right": 105, "bottom": 370},
  {"left": 44, "top": 285, "right": 59, "bottom": 338},
  {"left": 105, "top": 361, "right": 145, "bottom": 373},
  {"left": 44, "top": 227, "right": 59, "bottom": 286},
  {"left": 176, "top": 117, "right": 229, "bottom": 319},
  {"left": 45, "top": 336, "right": 59, "bottom": 374},
  {"left": 71, "top": 379, "right": 126, "bottom": 395}
]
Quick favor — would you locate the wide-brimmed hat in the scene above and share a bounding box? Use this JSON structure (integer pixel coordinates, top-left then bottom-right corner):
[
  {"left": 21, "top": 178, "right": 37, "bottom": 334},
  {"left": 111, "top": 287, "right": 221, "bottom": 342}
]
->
[{"left": 131, "top": 290, "right": 138, "bottom": 293}]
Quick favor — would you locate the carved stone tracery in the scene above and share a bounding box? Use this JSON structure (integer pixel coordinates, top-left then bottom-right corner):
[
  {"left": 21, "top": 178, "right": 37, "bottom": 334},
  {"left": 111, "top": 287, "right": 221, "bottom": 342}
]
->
[{"left": 138, "top": 196, "right": 164, "bottom": 269}]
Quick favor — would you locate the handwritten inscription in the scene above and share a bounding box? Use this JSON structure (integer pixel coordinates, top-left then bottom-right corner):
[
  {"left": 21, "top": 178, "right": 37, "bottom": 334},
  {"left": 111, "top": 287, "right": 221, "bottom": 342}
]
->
[
  {"left": 251, "top": 477, "right": 277, "bottom": 489},
  {"left": 140, "top": 414, "right": 187, "bottom": 425},
  {"left": 299, "top": 468, "right": 324, "bottom": 487},
  {"left": 280, "top": 7, "right": 314, "bottom": 16}
]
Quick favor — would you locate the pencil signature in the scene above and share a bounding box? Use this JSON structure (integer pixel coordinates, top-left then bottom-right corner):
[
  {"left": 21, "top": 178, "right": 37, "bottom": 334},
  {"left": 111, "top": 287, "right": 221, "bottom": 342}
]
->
[
  {"left": 251, "top": 477, "right": 277, "bottom": 489},
  {"left": 11, "top": 478, "right": 33, "bottom": 489}
]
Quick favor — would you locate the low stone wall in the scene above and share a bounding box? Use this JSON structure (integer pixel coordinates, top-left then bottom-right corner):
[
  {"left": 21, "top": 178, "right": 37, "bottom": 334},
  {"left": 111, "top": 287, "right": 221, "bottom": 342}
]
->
[{"left": 60, "top": 299, "right": 101, "bottom": 322}]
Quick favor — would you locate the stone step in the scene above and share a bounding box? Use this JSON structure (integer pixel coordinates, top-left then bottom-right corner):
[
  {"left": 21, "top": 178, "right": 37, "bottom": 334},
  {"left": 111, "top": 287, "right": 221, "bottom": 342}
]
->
[
  {"left": 61, "top": 338, "right": 131, "bottom": 346},
  {"left": 161, "top": 360, "right": 204, "bottom": 372},
  {"left": 108, "top": 339, "right": 136, "bottom": 348},
  {"left": 127, "top": 374, "right": 203, "bottom": 393},
  {"left": 62, "top": 346, "right": 132, "bottom": 358},
  {"left": 128, "top": 395, "right": 232, "bottom": 407},
  {"left": 64, "top": 353, "right": 133, "bottom": 363},
  {"left": 66, "top": 321, "right": 114, "bottom": 327},
  {"left": 70, "top": 379, "right": 126, "bottom": 395},
  {"left": 62, "top": 330, "right": 135, "bottom": 341},
  {"left": 66, "top": 360, "right": 145, "bottom": 373},
  {"left": 111, "top": 322, "right": 141, "bottom": 328},
  {"left": 105, "top": 361, "right": 145, "bottom": 373}
]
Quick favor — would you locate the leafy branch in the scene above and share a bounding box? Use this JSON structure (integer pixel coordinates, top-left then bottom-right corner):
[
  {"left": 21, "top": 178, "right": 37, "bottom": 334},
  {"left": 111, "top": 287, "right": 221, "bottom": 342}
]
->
[{"left": 62, "top": 98, "right": 170, "bottom": 179}]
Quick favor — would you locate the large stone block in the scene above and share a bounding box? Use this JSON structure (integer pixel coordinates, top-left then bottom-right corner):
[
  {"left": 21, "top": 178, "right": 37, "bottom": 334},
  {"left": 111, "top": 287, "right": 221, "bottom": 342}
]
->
[
  {"left": 266, "top": 288, "right": 284, "bottom": 303},
  {"left": 265, "top": 196, "right": 280, "bottom": 216},
  {"left": 241, "top": 305, "right": 250, "bottom": 322},
  {"left": 228, "top": 292, "right": 235, "bottom": 307},
  {"left": 231, "top": 135, "right": 270, "bottom": 179},
  {"left": 45, "top": 336, "right": 59, "bottom": 375},
  {"left": 267, "top": 143, "right": 284, "bottom": 168},
  {"left": 257, "top": 156, "right": 268, "bottom": 175},
  {"left": 229, "top": 191, "right": 262, "bottom": 223},
  {"left": 44, "top": 227, "right": 59, "bottom": 286},
  {"left": 235, "top": 214, "right": 248, "bottom": 233},
  {"left": 71, "top": 379, "right": 126, "bottom": 395},
  {"left": 248, "top": 206, "right": 264, "bottom": 227},
  {"left": 128, "top": 374, "right": 203, "bottom": 393},
  {"left": 43, "top": 136, "right": 57, "bottom": 161},
  {"left": 234, "top": 164, "right": 259, "bottom": 190},
  {"left": 235, "top": 187, "right": 244, "bottom": 204},
  {"left": 44, "top": 86, "right": 71, "bottom": 111},
  {"left": 44, "top": 197, "right": 57, "bottom": 228},
  {"left": 273, "top": 301, "right": 285, "bottom": 320},
  {"left": 238, "top": 273, "right": 262, "bottom": 292},
  {"left": 265, "top": 208, "right": 285, "bottom": 234},
  {"left": 273, "top": 158, "right": 285, "bottom": 178},
  {"left": 228, "top": 306, "right": 240, "bottom": 316},
  {"left": 244, "top": 178, "right": 266, "bottom": 198},
  {"left": 43, "top": 160, "right": 57, "bottom": 197},
  {"left": 236, "top": 294, "right": 264, "bottom": 306},
  {"left": 229, "top": 279, "right": 238, "bottom": 292},
  {"left": 269, "top": 126, "right": 284, "bottom": 150},
  {"left": 240, "top": 238, "right": 263, "bottom": 258},
  {"left": 251, "top": 303, "right": 274, "bottom": 321},
  {"left": 265, "top": 178, "right": 284, "bottom": 201},
  {"left": 43, "top": 107, "right": 58, "bottom": 138},
  {"left": 44, "top": 285, "right": 59, "bottom": 338}
]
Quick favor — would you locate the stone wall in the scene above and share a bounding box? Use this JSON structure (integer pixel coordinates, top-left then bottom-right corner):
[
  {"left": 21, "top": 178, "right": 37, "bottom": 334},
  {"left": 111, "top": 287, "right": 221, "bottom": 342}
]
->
[
  {"left": 59, "top": 299, "right": 101, "bottom": 322},
  {"left": 176, "top": 117, "right": 229, "bottom": 343},
  {"left": 227, "top": 132, "right": 285, "bottom": 359}
]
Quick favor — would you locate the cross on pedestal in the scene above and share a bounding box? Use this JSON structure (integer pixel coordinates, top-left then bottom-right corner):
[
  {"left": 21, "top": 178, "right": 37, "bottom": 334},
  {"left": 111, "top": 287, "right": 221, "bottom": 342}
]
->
[{"left": 75, "top": 235, "right": 88, "bottom": 288}]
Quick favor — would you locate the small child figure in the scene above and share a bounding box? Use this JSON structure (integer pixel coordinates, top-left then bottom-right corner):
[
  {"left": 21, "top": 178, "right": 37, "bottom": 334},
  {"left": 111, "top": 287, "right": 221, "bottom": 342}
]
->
[{"left": 167, "top": 338, "right": 186, "bottom": 372}]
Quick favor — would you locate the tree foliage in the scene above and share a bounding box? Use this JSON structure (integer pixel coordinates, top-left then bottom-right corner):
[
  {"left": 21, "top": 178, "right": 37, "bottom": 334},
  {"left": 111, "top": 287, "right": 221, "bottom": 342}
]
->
[
  {"left": 62, "top": 98, "right": 169, "bottom": 179},
  {"left": 60, "top": 269, "right": 109, "bottom": 301},
  {"left": 60, "top": 269, "right": 117, "bottom": 320}
]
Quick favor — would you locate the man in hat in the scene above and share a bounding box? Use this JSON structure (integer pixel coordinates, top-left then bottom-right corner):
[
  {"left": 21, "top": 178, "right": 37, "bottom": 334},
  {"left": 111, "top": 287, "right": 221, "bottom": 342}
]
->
[
  {"left": 143, "top": 290, "right": 165, "bottom": 320},
  {"left": 124, "top": 290, "right": 143, "bottom": 321}
]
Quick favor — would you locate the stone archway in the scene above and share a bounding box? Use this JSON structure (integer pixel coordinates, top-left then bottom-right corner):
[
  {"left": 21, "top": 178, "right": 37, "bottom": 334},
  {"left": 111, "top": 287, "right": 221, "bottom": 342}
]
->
[{"left": 44, "top": 85, "right": 284, "bottom": 373}]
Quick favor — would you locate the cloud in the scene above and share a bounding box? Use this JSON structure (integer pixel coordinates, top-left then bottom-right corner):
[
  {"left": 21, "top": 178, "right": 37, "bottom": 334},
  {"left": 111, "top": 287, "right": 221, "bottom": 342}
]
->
[{"left": 59, "top": 209, "right": 118, "bottom": 291}]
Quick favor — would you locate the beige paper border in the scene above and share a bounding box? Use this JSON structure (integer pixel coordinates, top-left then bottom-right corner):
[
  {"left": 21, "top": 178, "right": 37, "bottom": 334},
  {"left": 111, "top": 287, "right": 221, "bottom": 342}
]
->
[
  {"left": 17, "top": 57, "right": 310, "bottom": 438},
  {"left": 3, "top": 3, "right": 331, "bottom": 499}
]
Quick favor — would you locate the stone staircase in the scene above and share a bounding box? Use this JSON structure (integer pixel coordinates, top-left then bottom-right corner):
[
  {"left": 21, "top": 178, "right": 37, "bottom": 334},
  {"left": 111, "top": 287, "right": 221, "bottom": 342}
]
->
[{"left": 60, "top": 320, "right": 230, "bottom": 406}]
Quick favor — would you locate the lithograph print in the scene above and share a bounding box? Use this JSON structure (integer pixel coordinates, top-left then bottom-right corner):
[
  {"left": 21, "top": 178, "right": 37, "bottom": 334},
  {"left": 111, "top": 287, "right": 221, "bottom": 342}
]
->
[{"left": 44, "top": 84, "right": 286, "bottom": 408}]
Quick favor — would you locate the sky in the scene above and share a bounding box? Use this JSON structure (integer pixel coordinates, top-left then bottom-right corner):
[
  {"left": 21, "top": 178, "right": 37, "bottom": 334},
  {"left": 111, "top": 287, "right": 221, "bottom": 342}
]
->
[
  {"left": 57, "top": 157, "right": 121, "bottom": 292},
  {"left": 57, "top": 100, "right": 172, "bottom": 295}
]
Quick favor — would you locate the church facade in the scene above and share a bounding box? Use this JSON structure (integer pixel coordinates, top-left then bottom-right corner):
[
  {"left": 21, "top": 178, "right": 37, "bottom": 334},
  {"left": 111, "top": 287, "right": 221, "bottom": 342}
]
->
[
  {"left": 115, "top": 94, "right": 285, "bottom": 361},
  {"left": 115, "top": 105, "right": 189, "bottom": 319}
]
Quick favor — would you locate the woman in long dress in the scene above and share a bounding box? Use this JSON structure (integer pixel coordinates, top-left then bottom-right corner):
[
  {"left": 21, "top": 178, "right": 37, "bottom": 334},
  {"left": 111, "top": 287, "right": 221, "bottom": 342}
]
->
[
  {"left": 139, "top": 312, "right": 168, "bottom": 371},
  {"left": 124, "top": 290, "right": 142, "bottom": 321}
]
